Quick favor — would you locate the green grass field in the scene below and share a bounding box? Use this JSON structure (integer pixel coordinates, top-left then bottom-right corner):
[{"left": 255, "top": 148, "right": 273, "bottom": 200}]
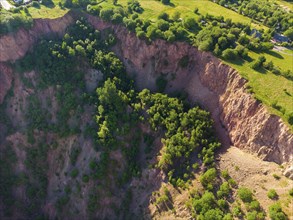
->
[
  {"left": 27, "top": 0, "right": 68, "bottom": 19},
  {"left": 225, "top": 58, "right": 293, "bottom": 124},
  {"left": 117, "top": 0, "right": 266, "bottom": 29},
  {"left": 275, "top": 0, "right": 293, "bottom": 11}
]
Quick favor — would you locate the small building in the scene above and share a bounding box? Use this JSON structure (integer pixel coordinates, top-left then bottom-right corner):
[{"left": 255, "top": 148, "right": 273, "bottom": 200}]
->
[
  {"left": 273, "top": 33, "right": 289, "bottom": 43},
  {"left": 251, "top": 29, "right": 262, "bottom": 38}
]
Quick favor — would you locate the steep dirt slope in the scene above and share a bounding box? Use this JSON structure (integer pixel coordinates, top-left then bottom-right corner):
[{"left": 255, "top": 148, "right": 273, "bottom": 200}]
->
[
  {"left": 218, "top": 146, "right": 293, "bottom": 219},
  {"left": 0, "top": 12, "right": 74, "bottom": 62},
  {"left": 0, "top": 12, "right": 292, "bottom": 168}
]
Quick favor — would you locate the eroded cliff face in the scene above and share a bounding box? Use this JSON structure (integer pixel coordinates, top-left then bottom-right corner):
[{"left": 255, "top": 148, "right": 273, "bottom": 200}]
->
[
  {"left": 0, "top": 12, "right": 74, "bottom": 62},
  {"left": 0, "top": 13, "right": 292, "bottom": 167},
  {"left": 103, "top": 23, "right": 293, "bottom": 166},
  {"left": 0, "top": 12, "right": 75, "bottom": 105}
]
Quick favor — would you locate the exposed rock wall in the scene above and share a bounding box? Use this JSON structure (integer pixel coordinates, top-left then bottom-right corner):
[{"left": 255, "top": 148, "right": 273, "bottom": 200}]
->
[
  {"left": 0, "top": 13, "right": 292, "bottom": 166},
  {"left": 105, "top": 23, "right": 293, "bottom": 165},
  {"left": 0, "top": 11, "right": 75, "bottom": 105},
  {"left": 0, "top": 12, "right": 74, "bottom": 62}
]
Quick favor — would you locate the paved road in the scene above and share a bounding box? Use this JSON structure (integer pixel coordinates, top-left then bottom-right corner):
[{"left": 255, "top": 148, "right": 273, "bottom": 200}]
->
[{"left": 0, "top": 0, "right": 15, "bottom": 10}]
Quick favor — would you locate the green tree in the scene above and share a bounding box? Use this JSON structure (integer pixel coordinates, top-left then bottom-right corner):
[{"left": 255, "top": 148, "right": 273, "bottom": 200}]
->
[
  {"left": 161, "top": 0, "right": 170, "bottom": 5},
  {"left": 238, "top": 187, "right": 253, "bottom": 203},
  {"left": 172, "top": 11, "right": 181, "bottom": 21},
  {"left": 269, "top": 203, "right": 287, "bottom": 220},
  {"left": 200, "top": 168, "right": 217, "bottom": 188},
  {"left": 284, "top": 28, "right": 293, "bottom": 41},
  {"left": 267, "top": 189, "right": 278, "bottom": 200},
  {"left": 100, "top": 8, "right": 114, "bottom": 21},
  {"left": 183, "top": 17, "right": 198, "bottom": 31},
  {"left": 222, "top": 48, "right": 238, "bottom": 60},
  {"left": 251, "top": 55, "right": 266, "bottom": 70}
]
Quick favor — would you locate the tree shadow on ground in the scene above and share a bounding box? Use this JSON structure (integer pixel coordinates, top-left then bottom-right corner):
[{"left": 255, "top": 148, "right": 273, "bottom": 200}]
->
[
  {"left": 164, "top": 2, "right": 175, "bottom": 7},
  {"left": 266, "top": 50, "right": 284, "bottom": 59}
]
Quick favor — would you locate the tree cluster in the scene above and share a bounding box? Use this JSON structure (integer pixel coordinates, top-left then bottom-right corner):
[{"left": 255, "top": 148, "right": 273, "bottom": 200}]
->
[{"left": 213, "top": 0, "right": 293, "bottom": 34}]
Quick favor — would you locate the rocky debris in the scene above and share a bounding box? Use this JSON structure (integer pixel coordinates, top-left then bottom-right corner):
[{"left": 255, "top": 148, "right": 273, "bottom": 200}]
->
[
  {"left": 283, "top": 165, "right": 293, "bottom": 180},
  {"left": 0, "top": 63, "right": 13, "bottom": 104}
]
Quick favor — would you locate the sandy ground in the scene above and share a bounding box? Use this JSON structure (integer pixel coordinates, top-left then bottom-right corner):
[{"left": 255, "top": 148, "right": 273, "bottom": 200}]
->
[{"left": 218, "top": 146, "right": 293, "bottom": 218}]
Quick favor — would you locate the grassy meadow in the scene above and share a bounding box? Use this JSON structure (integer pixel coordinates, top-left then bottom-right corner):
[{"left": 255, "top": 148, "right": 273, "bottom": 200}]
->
[{"left": 27, "top": 0, "right": 68, "bottom": 19}]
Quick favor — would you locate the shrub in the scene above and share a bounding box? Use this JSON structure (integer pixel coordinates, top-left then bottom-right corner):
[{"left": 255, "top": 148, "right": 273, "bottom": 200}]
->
[
  {"left": 221, "top": 170, "right": 229, "bottom": 179},
  {"left": 192, "top": 191, "right": 216, "bottom": 213},
  {"left": 248, "top": 200, "right": 260, "bottom": 211},
  {"left": 251, "top": 56, "right": 266, "bottom": 70},
  {"left": 87, "top": 5, "right": 101, "bottom": 16},
  {"left": 287, "top": 112, "right": 293, "bottom": 125},
  {"left": 235, "top": 45, "right": 248, "bottom": 58},
  {"left": 172, "top": 11, "right": 181, "bottom": 21},
  {"left": 158, "top": 12, "right": 169, "bottom": 21},
  {"left": 70, "top": 168, "right": 79, "bottom": 178},
  {"left": 217, "top": 182, "right": 231, "bottom": 198},
  {"left": 32, "top": 1, "right": 40, "bottom": 8},
  {"left": 228, "top": 178, "right": 237, "bottom": 188},
  {"left": 218, "top": 199, "right": 228, "bottom": 210},
  {"left": 156, "top": 75, "right": 168, "bottom": 92},
  {"left": 70, "top": 147, "right": 81, "bottom": 165},
  {"left": 157, "top": 19, "right": 170, "bottom": 31},
  {"left": 55, "top": 195, "right": 69, "bottom": 211},
  {"left": 238, "top": 187, "right": 253, "bottom": 203},
  {"left": 42, "top": 0, "right": 54, "bottom": 6},
  {"left": 222, "top": 48, "right": 238, "bottom": 60},
  {"left": 178, "top": 55, "right": 189, "bottom": 68},
  {"left": 284, "top": 28, "right": 293, "bottom": 41},
  {"left": 269, "top": 203, "right": 287, "bottom": 220},
  {"left": 161, "top": 0, "right": 170, "bottom": 5},
  {"left": 100, "top": 8, "right": 114, "bottom": 21},
  {"left": 246, "top": 211, "right": 258, "bottom": 220},
  {"left": 203, "top": 208, "right": 224, "bottom": 219},
  {"left": 232, "top": 205, "right": 243, "bottom": 217},
  {"left": 198, "top": 39, "right": 213, "bottom": 51},
  {"left": 112, "top": 13, "right": 123, "bottom": 24},
  {"left": 267, "top": 189, "right": 278, "bottom": 200},
  {"left": 0, "top": 12, "right": 33, "bottom": 35},
  {"left": 165, "top": 30, "right": 176, "bottom": 42},
  {"left": 183, "top": 17, "right": 198, "bottom": 31},
  {"left": 272, "top": 173, "right": 281, "bottom": 180},
  {"left": 246, "top": 211, "right": 265, "bottom": 220},
  {"left": 127, "top": 0, "right": 143, "bottom": 13},
  {"left": 82, "top": 174, "right": 89, "bottom": 183},
  {"left": 271, "top": 101, "right": 285, "bottom": 114},
  {"left": 263, "top": 61, "right": 274, "bottom": 71},
  {"left": 289, "top": 188, "right": 293, "bottom": 197},
  {"left": 200, "top": 168, "right": 217, "bottom": 189}
]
